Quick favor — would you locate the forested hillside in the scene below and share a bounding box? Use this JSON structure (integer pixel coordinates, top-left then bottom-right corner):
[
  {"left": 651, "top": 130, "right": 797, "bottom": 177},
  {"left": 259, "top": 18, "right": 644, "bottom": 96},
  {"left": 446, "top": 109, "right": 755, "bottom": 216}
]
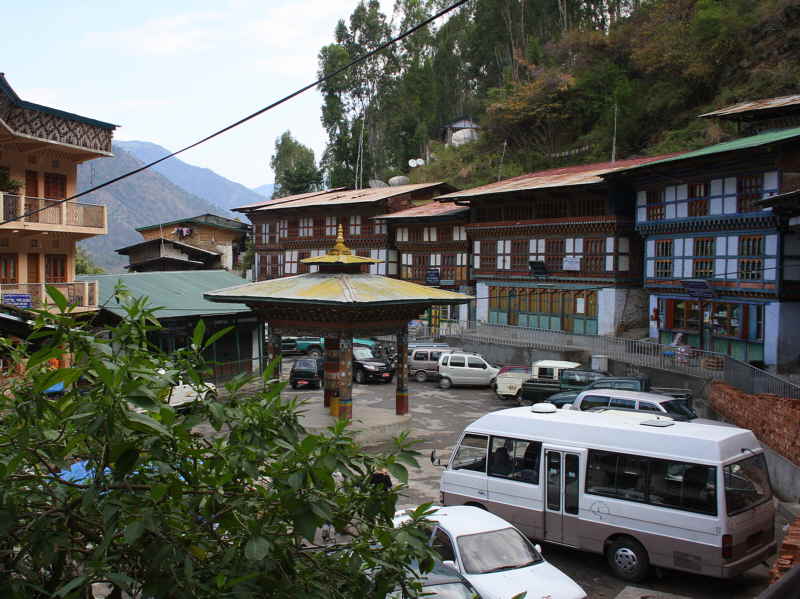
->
[{"left": 318, "top": 0, "right": 800, "bottom": 189}]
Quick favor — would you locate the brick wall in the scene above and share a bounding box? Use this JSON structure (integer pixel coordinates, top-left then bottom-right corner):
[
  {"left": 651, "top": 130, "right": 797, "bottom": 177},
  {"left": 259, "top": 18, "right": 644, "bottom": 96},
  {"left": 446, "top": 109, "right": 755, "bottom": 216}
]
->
[
  {"left": 708, "top": 382, "right": 800, "bottom": 466},
  {"left": 770, "top": 515, "right": 800, "bottom": 583}
]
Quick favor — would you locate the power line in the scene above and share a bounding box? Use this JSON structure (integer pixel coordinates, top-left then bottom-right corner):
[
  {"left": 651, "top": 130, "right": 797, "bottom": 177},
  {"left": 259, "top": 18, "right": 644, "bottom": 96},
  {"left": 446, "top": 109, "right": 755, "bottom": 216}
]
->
[{"left": 0, "top": 0, "right": 470, "bottom": 227}]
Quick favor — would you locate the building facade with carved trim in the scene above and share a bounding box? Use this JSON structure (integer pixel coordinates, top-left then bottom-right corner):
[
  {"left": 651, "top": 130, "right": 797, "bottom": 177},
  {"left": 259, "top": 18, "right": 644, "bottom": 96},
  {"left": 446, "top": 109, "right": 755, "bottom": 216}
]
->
[
  {"left": 607, "top": 123, "right": 800, "bottom": 368},
  {"left": 0, "top": 73, "right": 116, "bottom": 312},
  {"left": 373, "top": 201, "right": 471, "bottom": 322},
  {"left": 437, "top": 157, "right": 672, "bottom": 336},
  {"left": 234, "top": 183, "right": 456, "bottom": 282}
]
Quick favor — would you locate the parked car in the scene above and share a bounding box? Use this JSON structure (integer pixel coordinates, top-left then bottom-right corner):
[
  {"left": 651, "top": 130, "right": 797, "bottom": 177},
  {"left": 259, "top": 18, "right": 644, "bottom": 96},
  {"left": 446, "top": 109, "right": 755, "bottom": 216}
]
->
[
  {"left": 497, "top": 360, "right": 581, "bottom": 401},
  {"left": 353, "top": 346, "right": 395, "bottom": 384},
  {"left": 545, "top": 376, "right": 692, "bottom": 407},
  {"left": 155, "top": 368, "right": 217, "bottom": 414},
  {"left": 570, "top": 389, "right": 698, "bottom": 420},
  {"left": 437, "top": 353, "right": 499, "bottom": 389},
  {"left": 393, "top": 506, "right": 586, "bottom": 599},
  {"left": 389, "top": 560, "right": 483, "bottom": 599},
  {"left": 280, "top": 336, "right": 382, "bottom": 359},
  {"left": 289, "top": 358, "right": 324, "bottom": 390},
  {"left": 409, "top": 346, "right": 459, "bottom": 382},
  {"left": 518, "top": 368, "right": 608, "bottom": 404}
]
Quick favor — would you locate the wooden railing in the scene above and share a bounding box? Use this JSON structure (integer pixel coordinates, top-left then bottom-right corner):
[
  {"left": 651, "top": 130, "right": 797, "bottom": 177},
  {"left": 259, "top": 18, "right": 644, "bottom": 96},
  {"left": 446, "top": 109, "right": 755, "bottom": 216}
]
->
[
  {"left": 0, "top": 193, "right": 105, "bottom": 229},
  {"left": 0, "top": 281, "right": 99, "bottom": 309}
]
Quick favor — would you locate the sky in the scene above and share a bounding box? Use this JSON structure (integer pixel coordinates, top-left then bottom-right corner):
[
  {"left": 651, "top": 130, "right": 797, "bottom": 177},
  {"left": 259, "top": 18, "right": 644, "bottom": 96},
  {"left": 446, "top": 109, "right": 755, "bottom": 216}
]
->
[{"left": 4, "top": 0, "right": 395, "bottom": 189}]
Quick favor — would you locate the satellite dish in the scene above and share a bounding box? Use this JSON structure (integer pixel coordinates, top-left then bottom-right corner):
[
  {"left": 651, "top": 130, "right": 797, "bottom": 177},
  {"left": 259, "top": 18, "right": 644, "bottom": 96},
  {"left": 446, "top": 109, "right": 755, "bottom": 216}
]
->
[
  {"left": 368, "top": 179, "right": 389, "bottom": 188},
  {"left": 415, "top": 158, "right": 425, "bottom": 167},
  {"left": 408, "top": 159, "right": 416, "bottom": 167}
]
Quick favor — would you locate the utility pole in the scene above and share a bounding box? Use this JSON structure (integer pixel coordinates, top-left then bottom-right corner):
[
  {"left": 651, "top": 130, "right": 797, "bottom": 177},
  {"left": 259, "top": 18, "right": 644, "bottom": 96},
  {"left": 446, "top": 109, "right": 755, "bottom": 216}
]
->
[{"left": 611, "top": 101, "right": 618, "bottom": 163}]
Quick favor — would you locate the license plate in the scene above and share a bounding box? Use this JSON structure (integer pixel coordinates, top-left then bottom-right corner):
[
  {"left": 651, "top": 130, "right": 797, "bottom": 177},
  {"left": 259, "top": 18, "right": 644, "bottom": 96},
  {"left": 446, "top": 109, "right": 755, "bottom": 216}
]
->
[
  {"left": 382, "top": 373, "right": 390, "bottom": 377},
  {"left": 297, "top": 380, "right": 308, "bottom": 385}
]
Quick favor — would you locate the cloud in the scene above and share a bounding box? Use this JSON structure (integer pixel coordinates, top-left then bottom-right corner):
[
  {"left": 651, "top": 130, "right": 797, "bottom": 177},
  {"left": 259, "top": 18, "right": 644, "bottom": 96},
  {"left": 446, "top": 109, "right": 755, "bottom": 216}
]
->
[{"left": 82, "top": 11, "right": 227, "bottom": 56}]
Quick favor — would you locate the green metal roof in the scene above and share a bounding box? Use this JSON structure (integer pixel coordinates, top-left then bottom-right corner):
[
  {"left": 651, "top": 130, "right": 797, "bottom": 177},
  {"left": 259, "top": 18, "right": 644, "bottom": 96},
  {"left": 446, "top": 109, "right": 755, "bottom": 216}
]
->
[
  {"left": 136, "top": 214, "right": 248, "bottom": 233},
  {"left": 78, "top": 270, "right": 252, "bottom": 320},
  {"left": 614, "top": 126, "right": 800, "bottom": 173}
]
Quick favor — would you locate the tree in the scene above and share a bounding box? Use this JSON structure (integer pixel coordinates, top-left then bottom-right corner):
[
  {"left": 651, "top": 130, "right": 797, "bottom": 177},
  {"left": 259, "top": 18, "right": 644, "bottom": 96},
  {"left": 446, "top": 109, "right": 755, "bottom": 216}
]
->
[
  {"left": 0, "top": 287, "right": 435, "bottom": 598},
  {"left": 269, "top": 132, "right": 322, "bottom": 198},
  {"left": 75, "top": 247, "right": 104, "bottom": 275}
]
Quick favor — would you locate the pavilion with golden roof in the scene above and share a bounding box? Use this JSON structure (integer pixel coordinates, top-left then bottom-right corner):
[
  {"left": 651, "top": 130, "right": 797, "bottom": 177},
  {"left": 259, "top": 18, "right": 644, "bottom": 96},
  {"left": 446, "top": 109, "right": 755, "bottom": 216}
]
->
[{"left": 205, "top": 226, "right": 471, "bottom": 419}]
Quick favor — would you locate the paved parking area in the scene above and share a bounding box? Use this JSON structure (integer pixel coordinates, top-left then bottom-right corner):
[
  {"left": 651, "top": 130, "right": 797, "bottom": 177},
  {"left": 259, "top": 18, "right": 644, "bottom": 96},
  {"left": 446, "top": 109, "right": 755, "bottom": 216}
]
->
[{"left": 281, "top": 358, "right": 782, "bottom": 598}]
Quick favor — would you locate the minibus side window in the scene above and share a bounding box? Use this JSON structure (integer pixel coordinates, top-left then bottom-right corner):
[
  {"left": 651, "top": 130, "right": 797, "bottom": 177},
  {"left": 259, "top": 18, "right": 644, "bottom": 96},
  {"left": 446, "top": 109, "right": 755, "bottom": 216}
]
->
[
  {"left": 430, "top": 351, "right": 441, "bottom": 361},
  {"left": 610, "top": 397, "right": 636, "bottom": 409},
  {"left": 650, "top": 460, "right": 717, "bottom": 515},
  {"left": 586, "top": 450, "right": 618, "bottom": 497},
  {"left": 452, "top": 434, "right": 488, "bottom": 472},
  {"left": 488, "top": 436, "right": 542, "bottom": 484}
]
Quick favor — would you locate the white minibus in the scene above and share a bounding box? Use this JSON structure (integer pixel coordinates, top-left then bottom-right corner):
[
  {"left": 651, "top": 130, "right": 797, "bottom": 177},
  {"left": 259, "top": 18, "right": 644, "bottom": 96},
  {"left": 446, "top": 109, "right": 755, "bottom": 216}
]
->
[{"left": 438, "top": 404, "right": 775, "bottom": 582}]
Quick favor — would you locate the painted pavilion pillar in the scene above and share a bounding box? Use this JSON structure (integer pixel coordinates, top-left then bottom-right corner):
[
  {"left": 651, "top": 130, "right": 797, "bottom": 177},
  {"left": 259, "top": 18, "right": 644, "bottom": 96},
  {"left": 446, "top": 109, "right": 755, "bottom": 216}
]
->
[
  {"left": 337, "top": 334, "right": 353, "bottom": 420},
  {"left": 268, "top": 330, "right": 283, "bottom": 380},
  {"left": 396, "top": 326, "right": 409, "bottom": 415},
  {"left": 324, "top": 336, "right": 339, "bottom": 409}
]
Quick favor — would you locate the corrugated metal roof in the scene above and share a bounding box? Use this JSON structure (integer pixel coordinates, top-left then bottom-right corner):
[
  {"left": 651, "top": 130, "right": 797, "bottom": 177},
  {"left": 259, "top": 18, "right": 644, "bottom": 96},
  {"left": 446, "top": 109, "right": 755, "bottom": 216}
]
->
[
  {"left": 136, "top": 213, "right": 248, "bottom": 232},
  {"left": 205, "top": 273, "right": 472, "bottom": 306},
  {"left": 373, "top": 202, "right": 469, "bottom": 220},
  {"left": 115, "top": 237, "right": 220, "bottom": 256},
  {"left": 699, "top": 95, "right": 800, "bottom": 119},
  {"left": 437, "top": 156, "right": 674, "bottom": 200},
  {"left": 233, "top": 188, "right": 347, "bottom": 212},
  {"left": 78, "top": 270, "right": 251, "bottom": 320},
  {"left": 608, "top": 126, "right": 800, "bottom": 174},
  {"left": 254, "top": 182, "right": 452, "bottom": 211}
]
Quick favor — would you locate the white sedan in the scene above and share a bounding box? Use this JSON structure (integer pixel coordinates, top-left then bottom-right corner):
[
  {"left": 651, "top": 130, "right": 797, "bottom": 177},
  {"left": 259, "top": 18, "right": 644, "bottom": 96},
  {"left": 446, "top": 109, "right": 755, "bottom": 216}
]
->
[{"left": 394, "top": 506, "right": 586, "bottom": 599}]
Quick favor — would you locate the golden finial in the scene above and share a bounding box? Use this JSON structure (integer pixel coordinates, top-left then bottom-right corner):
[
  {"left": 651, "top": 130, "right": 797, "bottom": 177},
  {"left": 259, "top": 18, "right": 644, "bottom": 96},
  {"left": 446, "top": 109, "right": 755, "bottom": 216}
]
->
[{"left": 328, "top": 224, "right": 352, "bottom": 256}]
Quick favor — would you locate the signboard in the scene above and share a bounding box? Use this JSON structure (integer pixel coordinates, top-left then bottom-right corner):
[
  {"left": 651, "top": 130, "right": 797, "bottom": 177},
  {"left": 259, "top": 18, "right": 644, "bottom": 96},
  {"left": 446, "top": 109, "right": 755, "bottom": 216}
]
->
[
  {"left": 562, "top": 256, "right": 582, "bottom": 271},
  {"left": 425, "top": 268, "right": 440, "bottom": 286},
  {"left": 2, "top": 293, "right": 33, "bottom": 309},
  {"left": 680, "top": 279, "right": 716, "bottom": 299}
]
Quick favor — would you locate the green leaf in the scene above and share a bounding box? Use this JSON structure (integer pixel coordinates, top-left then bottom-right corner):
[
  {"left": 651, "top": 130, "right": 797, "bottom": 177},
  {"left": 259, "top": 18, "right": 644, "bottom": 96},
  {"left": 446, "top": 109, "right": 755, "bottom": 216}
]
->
[
  {"left": 244, "top": 536, "right": 271, "bottom": 561},
  {"left": 55, "top": 575, "right": 88, "bottom": 597},
  {"left": 124, "top": 520, "right": 145, "bottom": 545},
  {"left": 150, "top": 484, "right": 169, "bottom": 502},
  {"left": 192, "top": 320, "right": 206, "bottom": 349},
  {"left": 126, "top": 411, "right": 171, "bottom": 437},
  {"left": 293, "top": 512, "right": 317, "bottom": 541},
  {"left": 46, "top": 285, "right": 68, "bottom": 312},
  {"left": 386, "top": 462, "right": 408, "bottom": 484},
  {"left": 114, "top": 448, "right": 140, "bottom": 479},
  {"left": 287, "top": 471, "right": 304, "bottom": 490},
  {"left": 203, "top": 326, "right": 234, "bottom": 349}
]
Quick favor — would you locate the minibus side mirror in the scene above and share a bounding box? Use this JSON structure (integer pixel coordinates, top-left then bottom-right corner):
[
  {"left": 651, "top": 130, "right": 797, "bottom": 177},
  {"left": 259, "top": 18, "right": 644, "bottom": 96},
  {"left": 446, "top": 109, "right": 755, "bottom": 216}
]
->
[{"left": 430, "top": 449, "right": 444, "bottom": 467}]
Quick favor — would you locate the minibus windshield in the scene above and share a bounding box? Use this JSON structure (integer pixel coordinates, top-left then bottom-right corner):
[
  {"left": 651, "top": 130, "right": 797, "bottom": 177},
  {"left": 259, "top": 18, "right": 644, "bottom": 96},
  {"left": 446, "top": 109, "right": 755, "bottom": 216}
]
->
[
  {"left": 457, "top": 527, "right": 542, "bottom": 574},
  {"left": 725, "top": 453, "right": 772, "bottom": 516}
]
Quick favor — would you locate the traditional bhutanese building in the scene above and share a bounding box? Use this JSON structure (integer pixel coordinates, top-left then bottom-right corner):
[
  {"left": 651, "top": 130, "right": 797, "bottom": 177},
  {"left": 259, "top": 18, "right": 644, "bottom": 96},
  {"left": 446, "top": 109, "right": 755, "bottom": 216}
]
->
[
  {"left": 233, "top": 183, "right": 456, "bottom": 281},
  {"left": 436, "top": 156, "right": 671, "bottom": 336},
  {"left": 116, "top": 214, "right": 249, "bottom": 272},
  {"left": 373, "top": 200, "right": 471, "bottom": 323},
  {"left": 0, "top": 73, "right": 116, "bottom": 313},
  {"left": 606, "top": 116, "right": 800, "bottom": 368}
]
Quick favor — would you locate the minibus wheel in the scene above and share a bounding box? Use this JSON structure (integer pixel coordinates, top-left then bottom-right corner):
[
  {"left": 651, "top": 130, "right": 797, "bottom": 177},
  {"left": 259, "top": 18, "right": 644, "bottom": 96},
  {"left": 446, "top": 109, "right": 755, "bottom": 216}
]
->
[{"left": 607, "top": 537, "right": 649, "bottom": 582}]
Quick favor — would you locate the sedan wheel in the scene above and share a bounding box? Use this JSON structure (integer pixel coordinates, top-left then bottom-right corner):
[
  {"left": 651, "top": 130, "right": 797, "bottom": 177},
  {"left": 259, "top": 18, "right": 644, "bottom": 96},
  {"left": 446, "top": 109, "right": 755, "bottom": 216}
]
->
[{"left": 355, "top": 369, "right": 366, "bottom": 384}]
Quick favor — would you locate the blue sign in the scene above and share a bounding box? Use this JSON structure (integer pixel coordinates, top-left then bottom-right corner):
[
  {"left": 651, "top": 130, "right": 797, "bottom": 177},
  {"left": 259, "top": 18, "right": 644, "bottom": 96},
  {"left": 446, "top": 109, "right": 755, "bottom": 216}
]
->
[
  {"left": 425, "top": 268, "right": 440, "bottom": 286},
  {"left": 2, "top": 293, "right": 33, "bottom": 309}
]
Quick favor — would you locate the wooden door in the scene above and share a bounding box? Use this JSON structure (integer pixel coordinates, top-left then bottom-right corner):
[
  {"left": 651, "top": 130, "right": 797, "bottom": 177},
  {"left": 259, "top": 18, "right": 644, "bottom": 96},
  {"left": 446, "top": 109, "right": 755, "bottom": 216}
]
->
[
  {"left": 27, "top": 254, "right": 40, "bottom": 283},
  {"left": 45, "top": 254, "right": 66, "bottom": 283},
  {"left": 25, "top": 171, "right": 40, "bottom": 222}
]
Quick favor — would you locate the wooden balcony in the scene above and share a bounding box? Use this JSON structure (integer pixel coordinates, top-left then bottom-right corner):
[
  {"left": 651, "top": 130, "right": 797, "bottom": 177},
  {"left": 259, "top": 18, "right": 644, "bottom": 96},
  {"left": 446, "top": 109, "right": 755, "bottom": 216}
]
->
[
  {"left": 0, "top": 281, "right": 99, "bottom": 312},
  {"left": 0, "top": 193, "right": 107, "bottom": 238}
]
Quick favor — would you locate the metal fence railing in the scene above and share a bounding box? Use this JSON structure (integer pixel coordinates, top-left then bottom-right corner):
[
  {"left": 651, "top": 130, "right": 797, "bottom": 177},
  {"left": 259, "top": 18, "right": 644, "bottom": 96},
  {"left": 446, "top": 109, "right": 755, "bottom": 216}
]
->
[{"left": 416, "top": 321, "right": 800, "bottom": 400}]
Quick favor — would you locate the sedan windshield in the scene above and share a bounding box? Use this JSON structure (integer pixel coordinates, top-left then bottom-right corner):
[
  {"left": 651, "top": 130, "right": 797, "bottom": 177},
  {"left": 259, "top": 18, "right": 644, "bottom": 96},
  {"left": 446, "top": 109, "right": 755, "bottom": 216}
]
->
[
  {"left": 661, "top": 399, "right": 697, "bottom": 420},
  {"left": 457, "top": 527, "right": 542, "bottom": 575},
  {"left": 353, "top": 348, "right": 375, "bottom": 360}
]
